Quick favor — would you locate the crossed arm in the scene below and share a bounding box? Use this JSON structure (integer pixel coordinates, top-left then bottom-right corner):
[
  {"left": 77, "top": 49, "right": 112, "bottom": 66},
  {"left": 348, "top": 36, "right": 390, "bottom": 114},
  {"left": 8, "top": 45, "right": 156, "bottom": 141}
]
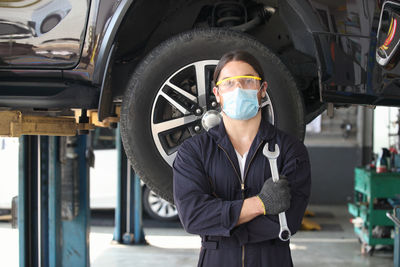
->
[{"left": 173, "top": 141, "right": 311, "bottom": 242}]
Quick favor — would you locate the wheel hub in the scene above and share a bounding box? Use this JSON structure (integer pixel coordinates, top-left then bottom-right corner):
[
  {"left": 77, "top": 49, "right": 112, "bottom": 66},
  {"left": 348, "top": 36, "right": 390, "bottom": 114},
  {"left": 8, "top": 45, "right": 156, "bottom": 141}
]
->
[{"left": 201, "top": 110, "right": 222, "bottom": 131}]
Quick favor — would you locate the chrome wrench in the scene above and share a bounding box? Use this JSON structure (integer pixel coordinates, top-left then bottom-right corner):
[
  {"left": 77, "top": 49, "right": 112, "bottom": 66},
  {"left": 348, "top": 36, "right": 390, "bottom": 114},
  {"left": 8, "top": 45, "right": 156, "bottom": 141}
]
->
[{"left": 263, "top": 143, "right": 291, "bottom": 241}]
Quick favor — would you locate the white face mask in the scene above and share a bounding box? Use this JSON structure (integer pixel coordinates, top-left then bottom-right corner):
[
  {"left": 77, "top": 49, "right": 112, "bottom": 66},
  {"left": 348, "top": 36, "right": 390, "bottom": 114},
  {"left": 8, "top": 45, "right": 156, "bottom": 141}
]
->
[{"left": 221, "top": 87, "right": 260, "bottom": 120}]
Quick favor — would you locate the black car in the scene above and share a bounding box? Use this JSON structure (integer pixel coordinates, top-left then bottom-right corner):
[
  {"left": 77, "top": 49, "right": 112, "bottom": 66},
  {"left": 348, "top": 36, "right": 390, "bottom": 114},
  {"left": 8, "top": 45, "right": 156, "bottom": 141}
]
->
[{"left": 1, "top": 0, "right": 399, "bottom": 202}]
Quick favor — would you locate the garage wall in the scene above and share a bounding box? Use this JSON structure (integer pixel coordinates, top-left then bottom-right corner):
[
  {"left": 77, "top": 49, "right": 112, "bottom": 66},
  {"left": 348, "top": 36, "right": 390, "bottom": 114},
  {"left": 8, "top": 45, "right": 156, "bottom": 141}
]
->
[
  {"left": 303, "top": 106, "right": 369, "bottom": 204},
  {"left": 306, "top": 146, "right": 360, "bottom": 204}
]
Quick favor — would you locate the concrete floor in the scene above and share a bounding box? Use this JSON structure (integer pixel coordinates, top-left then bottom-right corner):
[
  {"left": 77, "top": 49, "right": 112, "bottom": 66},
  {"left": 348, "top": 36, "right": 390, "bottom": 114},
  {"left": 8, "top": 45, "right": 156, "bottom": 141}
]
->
[{"left": 0, "top": 205, "right": 395, "bottom": 266}]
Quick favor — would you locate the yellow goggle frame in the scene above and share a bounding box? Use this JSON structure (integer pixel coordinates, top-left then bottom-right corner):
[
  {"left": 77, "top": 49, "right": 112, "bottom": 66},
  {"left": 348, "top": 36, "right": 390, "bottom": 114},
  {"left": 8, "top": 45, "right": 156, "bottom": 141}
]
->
[{"left": 215, "top": 75, "right": 261, "bottom": 86}]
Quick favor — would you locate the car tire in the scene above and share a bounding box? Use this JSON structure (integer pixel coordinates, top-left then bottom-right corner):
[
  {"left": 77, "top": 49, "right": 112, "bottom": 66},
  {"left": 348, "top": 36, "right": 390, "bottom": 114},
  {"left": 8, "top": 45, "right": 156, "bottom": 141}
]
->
[
  {"left": 142, "top": 186, "right": 179, "bottom": 221},
  {"left": 121, "top": 28, "right": 305, "bottom": 203}
]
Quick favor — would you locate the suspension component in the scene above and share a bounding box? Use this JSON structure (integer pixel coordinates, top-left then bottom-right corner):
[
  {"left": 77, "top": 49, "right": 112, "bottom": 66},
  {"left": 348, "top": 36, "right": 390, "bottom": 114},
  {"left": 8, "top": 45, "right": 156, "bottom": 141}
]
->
[
  {"left": 211, "top": 1, "right": 276, "bottom": 32},
  {"left": 212, "top": 1, "right": 247, "bottom": 27}
]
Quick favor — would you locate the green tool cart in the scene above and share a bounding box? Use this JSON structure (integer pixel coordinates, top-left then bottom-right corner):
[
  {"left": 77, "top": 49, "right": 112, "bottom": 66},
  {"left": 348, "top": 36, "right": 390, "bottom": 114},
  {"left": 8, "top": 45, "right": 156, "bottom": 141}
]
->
[
  {"left": 348, "top": 167, "right": 400, "bottom": 254},
  {"left": 387, "top": 207, "right": 400, "bottom": 267}
]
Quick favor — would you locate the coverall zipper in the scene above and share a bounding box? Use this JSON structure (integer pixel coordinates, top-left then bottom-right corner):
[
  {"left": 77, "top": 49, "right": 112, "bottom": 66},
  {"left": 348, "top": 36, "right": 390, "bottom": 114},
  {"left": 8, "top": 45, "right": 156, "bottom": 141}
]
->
[
  {"left": 218, "top": 140, "right": 264, "bottom": 267},
  {"left": 217, "top": 144, "right": 242, "bottom": 185},
  {"left": 243, "top": 141, "right": 264, "bottom": 184},
  {"left": 218, "top": 144, "right": 245, "bottom": 267},
  {"left": 241, "top": 140, "right": 264, "bottom": 267}
]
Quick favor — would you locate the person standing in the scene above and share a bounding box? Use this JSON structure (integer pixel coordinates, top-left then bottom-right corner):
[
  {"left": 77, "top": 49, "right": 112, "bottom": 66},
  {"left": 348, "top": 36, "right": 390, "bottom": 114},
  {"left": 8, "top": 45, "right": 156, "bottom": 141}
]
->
[{"left": 173, "top": 50, "right": 311, "bottom": 267}]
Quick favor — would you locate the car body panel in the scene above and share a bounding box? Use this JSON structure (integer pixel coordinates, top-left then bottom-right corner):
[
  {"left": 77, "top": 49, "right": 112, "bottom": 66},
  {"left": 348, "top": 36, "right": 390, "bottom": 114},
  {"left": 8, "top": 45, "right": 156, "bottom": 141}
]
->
[
  {"left": 0, "top": 0, "right": 134, "bottom": 104},
  {"left": 63, "top": 0, "right": 134, "bottom": 84},
  {"left": 0, "top": 0, "right": 87, "bottom": 69}
]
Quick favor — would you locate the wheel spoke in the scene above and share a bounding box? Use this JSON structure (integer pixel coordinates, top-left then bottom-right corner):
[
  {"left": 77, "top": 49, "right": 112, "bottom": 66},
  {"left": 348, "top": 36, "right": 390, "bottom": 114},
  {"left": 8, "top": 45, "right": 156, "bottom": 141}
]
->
[
  {"left": 166, "top": 205, "right": 172, "bottom": 215},
  {"left": 163, "top": 151, "right": 177, "bottom": 166},
  {"left": 159, "top": 203, "right": 167, "bottom": 216},
  {"left": 166, "top": 81, "right": 197, "bottom": 103},
  {"left": 194, "top": 62, "right": 207, "bottom": 107},
  {"left": 172, "top": 207, "right": 177, "bottom": 214},
  {"left": 152, "top": 115, "right": 198, "bottom": 135},
  {"left": 159, "top": 90, "right": 191, "bottom": 115},
  {"left": 151, "top": 202, "right": 162, "bottom": 212},
  {"left": 148, "top": 194, "right": 160, "bottom": 205}
]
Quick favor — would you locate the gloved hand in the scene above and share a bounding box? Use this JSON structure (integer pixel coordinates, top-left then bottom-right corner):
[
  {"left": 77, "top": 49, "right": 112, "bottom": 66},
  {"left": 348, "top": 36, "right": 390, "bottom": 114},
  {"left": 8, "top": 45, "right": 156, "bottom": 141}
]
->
[{"left": 257, "top": 176, "right": 291, "bottom": 215}]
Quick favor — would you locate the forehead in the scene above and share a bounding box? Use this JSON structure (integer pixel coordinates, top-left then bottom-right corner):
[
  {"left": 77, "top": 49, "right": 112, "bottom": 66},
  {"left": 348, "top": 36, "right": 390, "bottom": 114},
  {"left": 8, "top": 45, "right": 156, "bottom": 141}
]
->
[{"left": 218, "top": 60, "right": 258, "bottom": 80}]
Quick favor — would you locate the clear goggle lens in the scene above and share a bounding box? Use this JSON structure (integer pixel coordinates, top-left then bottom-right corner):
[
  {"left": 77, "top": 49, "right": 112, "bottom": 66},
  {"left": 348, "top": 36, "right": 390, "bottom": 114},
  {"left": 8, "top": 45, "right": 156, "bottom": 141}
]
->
[{"left": 216, "top": 75, "right": 261, "bottom": 91}]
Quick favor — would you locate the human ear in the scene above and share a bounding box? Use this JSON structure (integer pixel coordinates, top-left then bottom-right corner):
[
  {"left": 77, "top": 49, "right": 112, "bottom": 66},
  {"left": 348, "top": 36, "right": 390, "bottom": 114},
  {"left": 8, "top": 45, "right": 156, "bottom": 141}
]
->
[
  {"left": 213, "top": 87, "right": 221, "bottom": 103},
  {"left": 261, "top": 81, "right": 268, "bottom": 98}
]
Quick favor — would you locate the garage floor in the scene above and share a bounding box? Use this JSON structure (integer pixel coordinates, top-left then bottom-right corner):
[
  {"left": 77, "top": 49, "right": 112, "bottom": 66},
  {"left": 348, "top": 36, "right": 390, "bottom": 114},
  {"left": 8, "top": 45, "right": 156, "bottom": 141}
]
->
[
  {"left": 0, "top": 205, "right": 395, "bottom": 266},
  {"left": 90, "top": 205, "right": 394, "bottom": 267}
]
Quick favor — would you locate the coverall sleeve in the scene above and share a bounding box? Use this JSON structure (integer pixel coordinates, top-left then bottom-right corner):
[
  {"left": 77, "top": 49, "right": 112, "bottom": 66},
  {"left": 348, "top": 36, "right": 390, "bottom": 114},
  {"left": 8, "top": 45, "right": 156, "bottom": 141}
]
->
[
  {"left": 232, "top": 141, "right": 311, "bottom": 245},
  {"left": 173, "top": 140, "right": 244, "bottom": 237}
]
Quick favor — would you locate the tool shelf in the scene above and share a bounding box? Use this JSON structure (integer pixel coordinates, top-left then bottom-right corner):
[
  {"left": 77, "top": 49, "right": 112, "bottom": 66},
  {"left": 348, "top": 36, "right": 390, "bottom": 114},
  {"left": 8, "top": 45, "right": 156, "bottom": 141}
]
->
[{"left": 348, "top": 168, "right": 400, "bottom": 254}]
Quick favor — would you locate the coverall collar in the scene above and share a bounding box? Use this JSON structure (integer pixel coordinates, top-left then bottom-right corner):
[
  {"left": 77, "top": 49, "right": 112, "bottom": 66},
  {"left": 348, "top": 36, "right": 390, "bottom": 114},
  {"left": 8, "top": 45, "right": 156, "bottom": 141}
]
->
[
  {"left": 209, "top": 115, "right": 277, "bottom": 149},
  {"left": 207, "top": 115, "right": 278, "bottom": 180}
]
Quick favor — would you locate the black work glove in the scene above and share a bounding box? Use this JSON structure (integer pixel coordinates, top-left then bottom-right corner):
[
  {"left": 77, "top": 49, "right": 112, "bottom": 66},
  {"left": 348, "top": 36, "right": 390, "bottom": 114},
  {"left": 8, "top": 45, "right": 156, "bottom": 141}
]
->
[{"left": 257, "top": 176, "right": 291, "bottom": 215}]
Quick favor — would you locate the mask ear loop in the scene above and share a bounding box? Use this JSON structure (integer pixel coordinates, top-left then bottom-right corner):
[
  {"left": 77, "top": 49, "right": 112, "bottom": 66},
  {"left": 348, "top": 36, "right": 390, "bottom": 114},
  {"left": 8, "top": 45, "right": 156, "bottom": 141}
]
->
[
  {"left": 259, "top": 80, "right": 265, "bottom": 91},
  {"left": 258, "top": 81, "right": 267, "bottom": 110},
  {"left": 259, "top": 81, "right": 267, "bottom": 96},
  {"left": 215, "top": 86, "right": 222, "bottom": 104}
]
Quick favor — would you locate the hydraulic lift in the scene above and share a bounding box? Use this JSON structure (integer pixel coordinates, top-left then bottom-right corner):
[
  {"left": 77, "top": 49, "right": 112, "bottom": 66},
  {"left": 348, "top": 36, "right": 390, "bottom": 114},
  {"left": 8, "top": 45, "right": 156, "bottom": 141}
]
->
[
  {"left": 1, "top": 109, "right": 145, "bottom": 267},
  {"left": 19, "top": 135, "right": 90, "bottom": 267},
  {"left": 113, "top": 126, "right": 145, "bottom": 245}
]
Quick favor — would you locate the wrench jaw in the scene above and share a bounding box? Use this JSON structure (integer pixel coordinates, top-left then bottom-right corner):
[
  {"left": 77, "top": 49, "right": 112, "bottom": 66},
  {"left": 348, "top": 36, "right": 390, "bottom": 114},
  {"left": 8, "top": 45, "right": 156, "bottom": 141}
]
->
[
  {"left": 278, "top": 212, "right": 291, "bottom": 241},
  {"left": 279, "top": 227, "right": 291, "bottom": 242},
  {"left": 263, "top": 143, "right": 280, "bottom": 159},
  {"left": 264, "top": 143, "right": 281, "bottom": 183}
]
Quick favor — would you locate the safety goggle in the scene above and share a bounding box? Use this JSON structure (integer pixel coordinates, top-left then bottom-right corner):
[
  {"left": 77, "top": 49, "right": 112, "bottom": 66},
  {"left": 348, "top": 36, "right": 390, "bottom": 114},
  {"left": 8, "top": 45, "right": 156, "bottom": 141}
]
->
[{"left": 216, "top": 75, "right": 262, "bottom": 91}]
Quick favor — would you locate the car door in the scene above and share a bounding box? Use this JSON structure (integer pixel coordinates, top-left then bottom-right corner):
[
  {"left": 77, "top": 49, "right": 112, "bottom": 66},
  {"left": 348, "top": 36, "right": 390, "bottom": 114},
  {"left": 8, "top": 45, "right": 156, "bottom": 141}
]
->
[{"left": 0, "top": 0, "right": 89, "bottom": 68}]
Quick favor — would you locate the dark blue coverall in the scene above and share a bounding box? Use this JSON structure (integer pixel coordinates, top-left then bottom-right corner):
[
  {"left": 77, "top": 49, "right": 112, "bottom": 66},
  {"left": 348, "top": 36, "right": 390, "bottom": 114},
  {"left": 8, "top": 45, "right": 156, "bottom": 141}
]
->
[{"left": 173, "top": 117, "right": 311, "bottom": 267}]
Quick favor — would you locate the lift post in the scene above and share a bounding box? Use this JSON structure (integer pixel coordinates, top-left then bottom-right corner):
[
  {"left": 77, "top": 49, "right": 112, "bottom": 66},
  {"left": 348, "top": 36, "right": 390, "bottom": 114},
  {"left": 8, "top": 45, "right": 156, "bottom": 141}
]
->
[
  {"left": 18, "top": 135, "right": 90, "bottom": 267},
  {"left": 19, "top": 135, "right": 40, "bottom": 267},
  {"left": 113, "top": 125, "right": 145, "bottom": 245}
]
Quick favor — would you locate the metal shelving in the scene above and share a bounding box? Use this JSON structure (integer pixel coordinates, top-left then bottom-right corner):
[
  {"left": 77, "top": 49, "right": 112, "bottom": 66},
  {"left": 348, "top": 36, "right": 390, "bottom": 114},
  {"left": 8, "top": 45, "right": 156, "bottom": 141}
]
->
[{"left": 348, "top": 168, "right": 400, "bottom": 253}]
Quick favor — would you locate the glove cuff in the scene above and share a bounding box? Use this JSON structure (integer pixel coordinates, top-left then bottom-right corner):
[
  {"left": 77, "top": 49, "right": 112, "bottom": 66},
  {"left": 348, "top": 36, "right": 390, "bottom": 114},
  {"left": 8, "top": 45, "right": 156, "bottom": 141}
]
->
[{"left": 256, "top": 195, "right": 266, "bottom": 215}]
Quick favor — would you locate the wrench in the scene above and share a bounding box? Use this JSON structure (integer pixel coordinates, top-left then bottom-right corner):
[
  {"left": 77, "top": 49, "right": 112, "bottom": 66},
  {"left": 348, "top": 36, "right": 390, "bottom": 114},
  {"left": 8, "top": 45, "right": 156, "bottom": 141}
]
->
[{"left": 262, "top": 143, "right": 291, "bottom": 241}]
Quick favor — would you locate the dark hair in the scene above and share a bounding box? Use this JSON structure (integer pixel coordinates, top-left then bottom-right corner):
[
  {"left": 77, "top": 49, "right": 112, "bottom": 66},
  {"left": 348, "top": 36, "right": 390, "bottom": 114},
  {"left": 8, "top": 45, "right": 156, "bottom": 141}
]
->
[{"left": 213, "top": 50, "right": 264, "bottom": 86}]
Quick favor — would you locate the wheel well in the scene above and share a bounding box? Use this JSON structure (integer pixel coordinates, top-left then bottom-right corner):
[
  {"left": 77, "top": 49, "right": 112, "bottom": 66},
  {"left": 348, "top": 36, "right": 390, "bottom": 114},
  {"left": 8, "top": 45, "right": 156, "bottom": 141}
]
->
[
  {"left": 114, "top": 0, "right": 209, "bottom": 65},
  {"left": 109, "top": 0, "right": 323, "bottom": 120},
  {"left": 110, "top": 0, "right": 209, "bottom": 99}
]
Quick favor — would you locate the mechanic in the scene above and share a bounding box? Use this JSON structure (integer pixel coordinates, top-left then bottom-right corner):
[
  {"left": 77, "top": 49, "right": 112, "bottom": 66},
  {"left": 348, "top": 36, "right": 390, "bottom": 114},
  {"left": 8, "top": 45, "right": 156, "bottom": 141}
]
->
[{"left": 173, "top": 50, "right": 311, "bottom": 267}]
